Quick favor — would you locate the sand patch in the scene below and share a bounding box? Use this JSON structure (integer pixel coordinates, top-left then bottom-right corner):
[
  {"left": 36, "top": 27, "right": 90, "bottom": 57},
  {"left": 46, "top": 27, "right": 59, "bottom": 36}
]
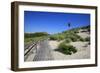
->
[{"left": 48, "top": 40, "right": 62, "bottom": 50}]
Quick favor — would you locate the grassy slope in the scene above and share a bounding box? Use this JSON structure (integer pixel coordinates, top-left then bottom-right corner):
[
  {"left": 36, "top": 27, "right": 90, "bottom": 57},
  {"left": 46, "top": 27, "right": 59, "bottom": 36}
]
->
[
  {"left": 50, "top": 25, "right": 90, "bottom": 55},
  {"left": 24, "top": 32, "right": 49, "bottom": 45},
  {"left": 49, "top": 25, "right": 90, "bottom": 42}
]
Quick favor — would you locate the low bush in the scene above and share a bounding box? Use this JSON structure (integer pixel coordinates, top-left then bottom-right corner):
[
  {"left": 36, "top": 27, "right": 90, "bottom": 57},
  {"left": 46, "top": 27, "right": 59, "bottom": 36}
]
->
[
  {"left": 65, "top": 38, "right": 71, "bottom": 43},
  {"left": 85, "top": 37, "right": 90, "bottom": 41},
  {"left": 79, "top": 37, "right": 85, "bottom": 42},
  {"left": 49, "top": 35, "right": 58, "bottom": 40},
  {"left": 25, "top": 32, "right": 49, "bottom": 38},
  {"left": 49, "top": 34, "right": 65, "bottom": 41},
  {"left": 56, "top": 42, "right": 77, "bottom": 55},
  {"left": 70, "top": 36, "right": 77, "bottom": 42},
  {"left": 65, "top": 32, "right": 82, "bottom": 42}
]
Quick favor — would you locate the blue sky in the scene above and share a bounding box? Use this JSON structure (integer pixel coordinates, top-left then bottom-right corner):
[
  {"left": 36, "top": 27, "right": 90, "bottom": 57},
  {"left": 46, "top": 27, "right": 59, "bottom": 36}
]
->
[{"left": 24, "top": 11, "right": 90, "bottom": 34}]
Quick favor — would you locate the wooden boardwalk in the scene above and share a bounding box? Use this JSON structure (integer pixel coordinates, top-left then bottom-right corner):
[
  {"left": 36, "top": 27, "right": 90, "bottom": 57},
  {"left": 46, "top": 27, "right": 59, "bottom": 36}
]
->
[{"left": 33, "top": 39, "right": 54, "bottom": 61}]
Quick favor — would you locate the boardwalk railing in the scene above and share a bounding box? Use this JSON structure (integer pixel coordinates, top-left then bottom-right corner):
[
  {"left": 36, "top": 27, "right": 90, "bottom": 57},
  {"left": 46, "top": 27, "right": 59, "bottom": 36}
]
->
[
  {"left": 24, "top": 38, "right": 48, "bottom": 61},
  {"left": 24, "top": 41, "right": 39, "bottom": 61},
  {"left": 24, "top": 42, "right": 37, "bottom": 56}
]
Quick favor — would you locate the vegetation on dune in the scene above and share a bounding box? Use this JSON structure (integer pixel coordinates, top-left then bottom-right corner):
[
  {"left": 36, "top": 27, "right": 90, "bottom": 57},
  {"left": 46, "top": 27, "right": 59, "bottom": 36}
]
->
[
  {"left": 25, "top": 32, "right": 49, "bottom": 38},
  {"left": 24, "top": 32, "right": 49, "bottom": 44},
  {"left": 65, "top": 38, "right": 71, "bottom": 43},
  {"left": 50, "top": 28, "right": 84, "bottom": 42},
  {"left": 85, "top": 37, "right": 90, "bottom": 41},
  {"left": 49, "top": 34, "right": 65, "bottom": 41},
  {"left": 81, "top": 25, "right": 90, "bottom": 31},
  {"left": 24, "top": 25, "right": 90, "bottom": 55},
  {"left": 65, "top": 32, "right": 80, "bottom": 42},
  {"left": 50, "top": 25, "right": 90, "bottom": 42},
  {"left": 55, "top": 42, "right": 77, "bottom": 55},
  {"left": 62, "top": 28, "right": 79, "bottom": 34},
  {"left": 24, "top": 25, "right": 90, "bottom": 44},
  {"left": 51, "top": 25, "right": 90, "bottom": 55},
  {"left": 25, "top": 37, "right": 45, "bottom": 44}
]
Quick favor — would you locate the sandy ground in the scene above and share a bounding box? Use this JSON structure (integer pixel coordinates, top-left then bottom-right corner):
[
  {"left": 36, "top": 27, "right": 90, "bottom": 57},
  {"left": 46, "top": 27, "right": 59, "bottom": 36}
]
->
[
  {"left": 49, "top": 41, "right": 90, "bottom": 60},
  {"left": 49, "top": 30, "right": 90, "bottom": 60},
  {"left": 49, "top": 40, "right": 61, "bottom": 50},
  {"left": 25, "top": 29, "right": 90, "bottom": 61},
  {"left": 26, "top": 40, "right": 90, "bottom": 61},
  {"left": 77, "top": 32, "right": 90, "bottom": 38}
]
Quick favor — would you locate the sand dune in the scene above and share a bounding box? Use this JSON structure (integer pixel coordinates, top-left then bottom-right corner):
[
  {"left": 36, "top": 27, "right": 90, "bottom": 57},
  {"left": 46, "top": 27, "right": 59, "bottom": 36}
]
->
[{"left": 49, "top": 41, "right": 90, "bottom": 60}]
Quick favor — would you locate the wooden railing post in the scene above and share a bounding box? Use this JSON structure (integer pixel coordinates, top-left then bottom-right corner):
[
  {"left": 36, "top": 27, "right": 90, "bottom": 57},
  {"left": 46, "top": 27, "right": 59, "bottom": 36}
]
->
[{"left": 36, "top": 43, "right": 37, "bottom": 54}]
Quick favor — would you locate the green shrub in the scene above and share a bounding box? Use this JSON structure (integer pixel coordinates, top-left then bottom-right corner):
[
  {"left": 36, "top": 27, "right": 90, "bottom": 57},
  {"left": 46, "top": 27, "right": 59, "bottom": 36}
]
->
[
  {"left": 79, "top": 37, "right": 85, "bottom": 42},
  {"left": 72, "top": 29, "right": 79, "bottom": 33},
  {"left": 65, "top": 32, "right": 82, "bottom": 42},
  {"left": 25, "top": 32, "right": 49, "bottom": 38},
  {"left": 65, "top": 38, "right": 71, "bottom": 43},
  {"left": 50, "top": 34, "right": 65, "bottom": 41},
  {"left": 56, "top": 34, "right": 65, "bottom": 41},
  {"left": 56, "top": 42, "right": 77, "bottom": 55},
  {"left": 85, "top": 37, "right": 90, "bottom": 41},
  {"left": 70, "top": 36, "right": 77, "bottom": 42},
  {"left": 49, "top": 35, "right": 58, "bottom": 40}
]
